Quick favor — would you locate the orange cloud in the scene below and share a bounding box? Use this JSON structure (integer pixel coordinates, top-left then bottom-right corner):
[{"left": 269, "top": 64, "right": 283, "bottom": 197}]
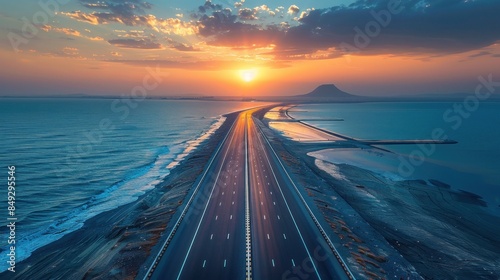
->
[{"left": 60, "top": 11, "right": 100, "bottom": 25}]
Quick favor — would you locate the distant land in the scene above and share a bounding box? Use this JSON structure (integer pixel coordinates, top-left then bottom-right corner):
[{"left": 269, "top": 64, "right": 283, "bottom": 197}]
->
[
  {"left": 1, "top": 84, "right": 499, "bottom": 102},
  {"left": 288, "top": 84, "right": 368, "bottom": 102}
]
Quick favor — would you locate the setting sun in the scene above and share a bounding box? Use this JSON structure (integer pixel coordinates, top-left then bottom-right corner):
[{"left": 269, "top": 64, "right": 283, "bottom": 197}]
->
[{"left": 240, "top": 69, "right": 258, "bottom": 83}]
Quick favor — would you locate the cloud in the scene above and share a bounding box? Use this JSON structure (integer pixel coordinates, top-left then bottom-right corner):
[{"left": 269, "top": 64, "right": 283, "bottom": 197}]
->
[
  {"left": 468, "top": 51, "right": 492, "bottom": 58},
  {"left": 238, "top": 8, "right": 257, "bottom": 20},
  {"left": 198, "top": 0, "right": 223, "bottom": 13},
  {"left": 172, "top": 43, "right": 197, "bottom": 52},
  {"left": 108, "top": 58, "right": 287, "bottom": 70},
  {"left": 257, "top": 5, "right": 269, "bottom": 12},
  {"left": 193, "top": 2, "right": 283, "bottom": 48},
  {"left": 166, "top": 38, "right": 197, "bottom": 52},
  {"left": 79, "top": 0, "right": 152, "bottom": 16},
  {"left": 43, "top": 47, "right": 85, "bottom": 58},
  {"left": 62, "top": 0, "right": 197, "bottom": 36},
  {"left": 116, "top": 30, "right": 146, "bottom": 38},
  {"left": 40, "top": 25, "right": 81, "bottom": 37},
  {"left": 109, "top": 59, "right": 240, "bottom": 70},
  {"left": 108, "top": 38, "right": 162, "bottom": 49},
  {"left": 287, "top": 5, "right": 299, "bottom": 15},
  {"left": 466, "top": 50, "right": 500, "bottom": 59},
  {"left": 63, "top": 47, "right": 79, "bottom": 55},
  {"left": 193, "top": 0, "right": 500, "bottom": 59},
  {"left": 57, "top": 28, "right": 81, "bottom": 37},
  {"left": 277, "top": 0, "right": 500, "bottom": 57},
  {"left": 40, "top": 24, "right": 105, "bottom": 41},
  {"left": 61, "top": 9, "right": 147, "bottom": 25},
  {"left": 60, "top": 11, "right": 101, "bottom": 25}
]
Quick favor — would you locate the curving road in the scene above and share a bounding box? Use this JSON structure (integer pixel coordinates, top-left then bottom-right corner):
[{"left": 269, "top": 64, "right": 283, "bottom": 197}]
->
[{"left": 146, "top": 109, "right": 351, "bottom": 280}]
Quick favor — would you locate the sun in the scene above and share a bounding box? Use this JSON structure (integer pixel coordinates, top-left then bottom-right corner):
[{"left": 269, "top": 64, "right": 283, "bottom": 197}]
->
[{"left": 239, "top": 69, "right": 258, "bottom": 83}]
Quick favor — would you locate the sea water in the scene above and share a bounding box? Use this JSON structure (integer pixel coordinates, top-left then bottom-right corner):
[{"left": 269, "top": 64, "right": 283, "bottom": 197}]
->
[
  {"left": 291, "top": 102, "right": 500, "bottom": 212},
  {"left": 0, "top": 98, "right": 267, "bottom": 270}
]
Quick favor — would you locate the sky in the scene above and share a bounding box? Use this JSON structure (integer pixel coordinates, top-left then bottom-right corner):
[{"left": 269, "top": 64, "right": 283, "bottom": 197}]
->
[{"left": 1, "top": 0, "right": 499, "bottom": 97}]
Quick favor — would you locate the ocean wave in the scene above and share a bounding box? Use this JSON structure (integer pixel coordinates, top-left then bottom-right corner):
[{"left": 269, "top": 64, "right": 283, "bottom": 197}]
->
[{"left": 0, "top": 115, "right": 226, "bottom": 272}]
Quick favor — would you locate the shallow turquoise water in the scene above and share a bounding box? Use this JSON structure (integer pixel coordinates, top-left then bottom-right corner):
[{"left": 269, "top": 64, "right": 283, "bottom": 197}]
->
[{"left": 291, "top": 102, "right": 500, "bottom": 211}]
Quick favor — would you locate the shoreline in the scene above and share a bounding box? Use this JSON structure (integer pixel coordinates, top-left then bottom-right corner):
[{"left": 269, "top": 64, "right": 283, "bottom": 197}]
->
[
  {"left": 261, "top": 104, "right": 500, "bottom": 278},
  {"left": 257, "top": 110, "right": 420, "bottom": 279},
  {"left": 5, "top": 103, "right": 499, "bottom": 279},
  {"left": 1, "top": 112, "right": 239, "bottom": 279}
]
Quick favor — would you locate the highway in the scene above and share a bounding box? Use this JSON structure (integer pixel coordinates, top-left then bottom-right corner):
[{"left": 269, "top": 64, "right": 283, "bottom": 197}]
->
[{"left": 146, "top": 109, "right": 352, "bottom": 280}]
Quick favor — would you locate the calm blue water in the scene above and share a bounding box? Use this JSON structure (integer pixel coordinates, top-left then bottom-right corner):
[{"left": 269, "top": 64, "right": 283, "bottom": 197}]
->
[
  {"left": 291, "top": 102, "right": 500, "bottom": 211},
  {"left": 0, "top": 98, "right": 267, "bottom": 270}
]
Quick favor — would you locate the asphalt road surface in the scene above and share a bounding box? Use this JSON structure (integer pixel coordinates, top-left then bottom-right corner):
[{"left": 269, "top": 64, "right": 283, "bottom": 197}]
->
[{"left": 147, "top": 109, "right": 351, "bottom": 280}]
